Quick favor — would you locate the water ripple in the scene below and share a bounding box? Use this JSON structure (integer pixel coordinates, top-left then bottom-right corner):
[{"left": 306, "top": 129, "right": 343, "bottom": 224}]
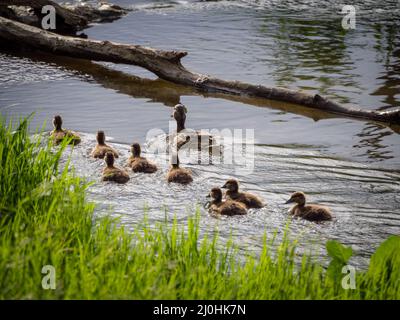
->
[{"left": 56, "top": 132, "right": 400, "bottom": 268}]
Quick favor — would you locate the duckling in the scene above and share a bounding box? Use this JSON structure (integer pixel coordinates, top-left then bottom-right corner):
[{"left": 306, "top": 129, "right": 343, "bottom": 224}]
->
[
  {"left": 91, "top": 130, "right": 119, "bottom": 159},
  {"left": 50, "top": 115, "right": 81, "bottom": 145},
  {"left": 222, "top": 179, "right": 264, "bottom": 209},
  {"left": 102, "top": 152, "right": 130, "bottom": 184},
  {"left": 207, "top": 187, "right": 247, "bottom": 216},
  {"left": 127, "top": 142, "right": 157, "bottom": 173},
  {"left": 285, "top": 192, "right": 332, "bottom": 222},
  {"left": 166, "top": 152, "right": 193, "bottom": 185}
]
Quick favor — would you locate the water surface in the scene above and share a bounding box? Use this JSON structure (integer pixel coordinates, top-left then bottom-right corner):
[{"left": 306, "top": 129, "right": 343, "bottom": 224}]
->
[{"left": 1, "top": 0, "right": 400, "bottom": 267}]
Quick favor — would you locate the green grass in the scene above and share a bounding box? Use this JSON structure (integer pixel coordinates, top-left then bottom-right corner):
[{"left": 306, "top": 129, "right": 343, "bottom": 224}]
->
[{"left": 0, "top": 116, "right": 399, "bottom": 299}]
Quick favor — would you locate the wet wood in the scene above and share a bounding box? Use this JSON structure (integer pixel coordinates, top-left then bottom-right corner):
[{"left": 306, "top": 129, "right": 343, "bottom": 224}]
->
[
  {"left": 0, "top": 0, "right": 87, "bottom": 31},
  {"left": 0, "top": 16, "right": 399, "bottom": 125},
  {"left": 0, "top": 0, "right": 128, "bottom": 33},
  {"left": 64, "top": 2, "right": 129, "bottom": 24}
]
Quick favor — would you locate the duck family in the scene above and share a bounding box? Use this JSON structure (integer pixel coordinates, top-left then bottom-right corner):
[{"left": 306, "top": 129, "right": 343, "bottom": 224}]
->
[{"left": 51, "top": 108, "right": 333, "bottom": 222}]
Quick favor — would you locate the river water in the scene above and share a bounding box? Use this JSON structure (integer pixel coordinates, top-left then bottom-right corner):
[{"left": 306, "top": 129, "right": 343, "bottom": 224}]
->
[{"left": 1, "top": 0, "right": 400, "bottom": 267}]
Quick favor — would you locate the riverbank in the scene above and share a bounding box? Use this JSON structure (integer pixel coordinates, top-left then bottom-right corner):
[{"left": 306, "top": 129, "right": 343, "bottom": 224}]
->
[{"left": 0, "top": 117, "right": 399, "bottom": 299}]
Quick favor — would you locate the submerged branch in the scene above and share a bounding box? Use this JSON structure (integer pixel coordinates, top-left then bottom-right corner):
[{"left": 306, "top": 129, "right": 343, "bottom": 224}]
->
[{"left": 0, "top": 0, "right": 128, "bottom": 34}]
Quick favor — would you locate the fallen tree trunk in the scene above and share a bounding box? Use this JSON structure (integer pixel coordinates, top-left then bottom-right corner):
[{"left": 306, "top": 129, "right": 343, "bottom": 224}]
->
[
  {"left": 0, "top": 0, "right": 87, "bottom": 31},
  {"left": 8, "top": 47, "right": 391, "bottom": 132},
  {"left": 64, "top": 2, "right": 129, "bottom": 24},
  {"left": 0, "top": 16, "right": 399, "bottom": 125},
  {"left": 0, "top": 0, "right": 128, "bottom": 34}
]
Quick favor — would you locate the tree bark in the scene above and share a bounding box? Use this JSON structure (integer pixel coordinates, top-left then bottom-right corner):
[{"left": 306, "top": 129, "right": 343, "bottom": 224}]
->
[
  {"left": 0, "top": 16, "right": 399, "bottom": 125},
  {"left": 64, "top": 2, "right": 129, "bottom": 24},
  {"left": 0, "top": 0, "right": 128, "bottom": 33},
  {"left": 0, "top": 0, "right": 87, "bottom": 30}
]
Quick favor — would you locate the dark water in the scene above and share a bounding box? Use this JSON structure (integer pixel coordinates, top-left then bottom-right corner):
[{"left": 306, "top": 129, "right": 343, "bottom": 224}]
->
[{"left": 1, "top": 0, "right": 400, "bottom": 267}]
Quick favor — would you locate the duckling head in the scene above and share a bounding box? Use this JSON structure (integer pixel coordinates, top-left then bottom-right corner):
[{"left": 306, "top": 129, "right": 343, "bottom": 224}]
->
[
  {"left": 131, "top": 142, "right": 141, "bottom": 157},
  {"left": 97, "top": 130, "right": 106, "bottom": 145},
  {"left": 221, "top": 179, "right": 239, "bottom": 192},
  {"left": 105, "top": 152, "right": 115, "bottom": 167},
  {"left": 53, "top": 115, "right": 62, "bottom": 130},
  {"left": 208, "top": 187, "right": 223, "bottom": 203},
  {"left": 285, "top": 192, "right": 306, "bottom": 206},
  {"left": 172, "top": 103, "right": 187, "bottom": 132}
]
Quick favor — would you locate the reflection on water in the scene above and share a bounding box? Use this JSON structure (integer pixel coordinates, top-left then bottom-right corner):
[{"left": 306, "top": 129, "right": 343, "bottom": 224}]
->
[
  {"left": 260, "top": 16, "right": 359, "bottom": 104},
  {"left": 372, "top": 38, "right": 400, "bottom": 109},
  {"left": 354, "top": 123, "right": 395, "bottom": 161},
  {"left": 254, "top": 1, "right": 400, "bottom": 109},
  {"left": 1, "top": 0, "right": 400, "bottom": 265}
]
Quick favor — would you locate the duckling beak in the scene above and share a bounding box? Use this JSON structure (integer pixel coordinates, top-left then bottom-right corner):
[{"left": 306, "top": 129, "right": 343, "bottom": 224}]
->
[
  {"left": 221, "top": 184, "right": 227, "bottom": 189},
  {"left": 285, "top": 199, "right": 293, "bottom": 204},
  {"left": 206, "top": 194, "right": 211, "bottom": 198}
]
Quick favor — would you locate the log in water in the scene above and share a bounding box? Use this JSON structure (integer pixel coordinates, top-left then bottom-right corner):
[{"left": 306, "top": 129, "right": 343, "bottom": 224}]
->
[{"left": 0, "top": 15, "right": 399, "bottom": 125}]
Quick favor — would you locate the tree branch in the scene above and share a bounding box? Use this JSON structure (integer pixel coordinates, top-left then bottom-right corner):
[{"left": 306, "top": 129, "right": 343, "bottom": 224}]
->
[{"left": 0, "top": 16, "right": 399, "bottom": 125}]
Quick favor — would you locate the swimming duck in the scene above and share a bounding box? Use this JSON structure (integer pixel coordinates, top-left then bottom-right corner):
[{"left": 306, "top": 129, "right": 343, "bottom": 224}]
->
[
  {"left": 222, "top": 179, "right": 264, "bottom": 209},
  {"left": 145, "top": 103, "right": 221, "bottom": 160},
  {"left": 50, "top": 115, "right": 81, "bottom": 145},
  {"left": 166, "top": 152, "right": 193, "bottom": 185},
  {"left": 207, "top": 187, "right": 247, "bottom": 216},
  {"left": 285, "top": 192, "right": 332, "bottom": 222},
  {"left": 91, "top": 130, "right": 119, "bottom": 159},
  {"left": 102, "top": 152, "right": 130, "bottom": 184},
  {"left": 127, "top": 142, "right": 157, "bottom": 173},
  {"left": 160, "top": 103, "right": 222, "bottom": 163}
]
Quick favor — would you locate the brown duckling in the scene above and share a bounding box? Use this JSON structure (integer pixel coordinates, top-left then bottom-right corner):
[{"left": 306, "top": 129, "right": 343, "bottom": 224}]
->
[
  {"left": 102, "top": 152, "right": 130, "bottom": 184},
  {"left": 50, "top": 115, "right": 81, "bottom": 145},
  {"left": 285, "top": 192, "right": 332, "bottom": 222},
  {"left": 127, "top": 142, "right": 157, "bottom": 173},
  {"left": 207, "top": 187, "right": 247, "bottom": 216},
  {"left": 222, "top": 179, "right": 264, "bottom": 209},
  {"left": 91, "top": 130, "right": 119, "bottom": 159},
  {"left": 166, "top": 152, "right": 193, "bottom": 185}
]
